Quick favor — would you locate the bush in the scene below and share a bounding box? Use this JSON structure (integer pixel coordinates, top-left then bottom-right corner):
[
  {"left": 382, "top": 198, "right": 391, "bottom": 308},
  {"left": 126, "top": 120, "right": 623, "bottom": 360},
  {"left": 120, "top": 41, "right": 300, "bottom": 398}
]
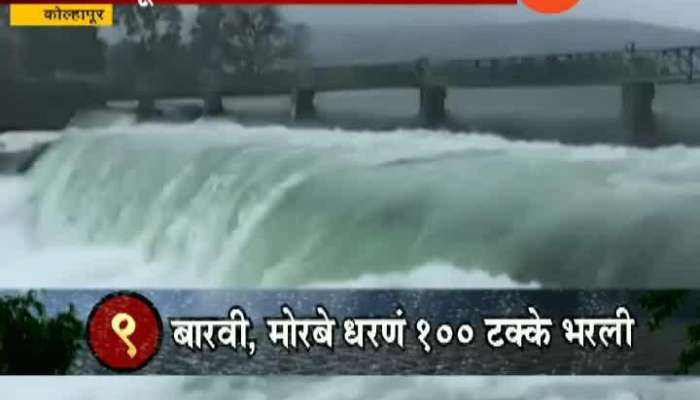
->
[
  {"left": 639, "top": 290, "right": 700, "bottom": 374},
  {"left": 0, "top": 291, "right": 83, "bottom": 374}
]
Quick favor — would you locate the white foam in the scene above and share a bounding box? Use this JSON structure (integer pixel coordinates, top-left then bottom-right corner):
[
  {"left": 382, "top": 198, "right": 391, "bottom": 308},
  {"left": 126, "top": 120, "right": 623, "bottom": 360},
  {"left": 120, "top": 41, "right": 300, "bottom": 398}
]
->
[
  {"left": 0, "top": 177, "right": 198, "bottom": 288},
  {"left": 0, "top": 132, "right": 61, "bottom": 153},
  {"left": 1, "top": 178, "right": 530, "bottom": 289}
]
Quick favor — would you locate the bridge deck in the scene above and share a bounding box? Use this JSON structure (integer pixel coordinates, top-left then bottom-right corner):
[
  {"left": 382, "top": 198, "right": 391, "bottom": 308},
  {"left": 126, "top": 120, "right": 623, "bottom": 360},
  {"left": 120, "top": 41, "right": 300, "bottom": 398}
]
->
[{"left": 96, "top": 44, "right": 700, "bottom": 100}]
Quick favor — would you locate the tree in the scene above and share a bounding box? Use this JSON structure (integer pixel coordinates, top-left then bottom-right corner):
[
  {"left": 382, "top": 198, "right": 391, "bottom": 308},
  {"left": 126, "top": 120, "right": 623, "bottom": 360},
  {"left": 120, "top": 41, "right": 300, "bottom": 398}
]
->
[
  {"left": 0, "top": 4, "right": 103, "bottom": 80},
  {"left": 114, "top": 5, "right": 183, "bottom": 116},
  {"left": 188, "top": 6, "right": 308, "bottom": 115},
  {"left": 221, "top": 6, "right": 301, "bottom": 75},
  {"left": 191, "top": 6, "right": 226, "bottom": 64},
  {"left": 17, "top": 28, "right": 104, "bottom": 78},
  {"left": 0, "top": 6, "right": 14, "bottom": 79},
  {"left": 0, "top": 291, "right": 83, "bottom": 374},
  {"left": 639, "top": 290, "right": 700, "bottom": 374},
  {"left": 190, "top": 6, "right": 227, "bottom": 114}
]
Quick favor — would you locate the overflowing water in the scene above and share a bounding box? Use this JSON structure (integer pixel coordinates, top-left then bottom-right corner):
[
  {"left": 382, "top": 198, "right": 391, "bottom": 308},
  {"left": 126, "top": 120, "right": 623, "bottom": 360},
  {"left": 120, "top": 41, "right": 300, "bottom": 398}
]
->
[
  {"left": 12, "top": 120, "right": 700, "bottom": 288},
  {"left": 2, "top": 119, "right": 700, "bottom": 398}
]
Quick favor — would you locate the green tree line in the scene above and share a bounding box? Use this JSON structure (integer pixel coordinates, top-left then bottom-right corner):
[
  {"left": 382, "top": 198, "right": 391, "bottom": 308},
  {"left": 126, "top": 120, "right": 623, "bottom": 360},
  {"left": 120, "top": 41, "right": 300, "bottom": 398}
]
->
[
  {"left": 0, "top": 291, "right": 83, "bottom": 374},
  {"left": 0, "top": 5, "right": 308, "bottom": 115}
]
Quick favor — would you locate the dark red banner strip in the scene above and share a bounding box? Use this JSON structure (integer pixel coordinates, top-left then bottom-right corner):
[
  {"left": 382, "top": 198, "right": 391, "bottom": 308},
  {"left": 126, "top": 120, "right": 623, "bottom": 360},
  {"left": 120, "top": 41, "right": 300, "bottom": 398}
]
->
[{"left": 3, "top": 0, "right": 518, "bottom": 4}]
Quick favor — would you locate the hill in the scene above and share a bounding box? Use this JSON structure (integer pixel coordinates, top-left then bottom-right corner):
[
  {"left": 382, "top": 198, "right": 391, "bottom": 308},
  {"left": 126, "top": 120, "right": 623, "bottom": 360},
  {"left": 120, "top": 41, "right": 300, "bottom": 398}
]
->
[{"left": 306, "top": 19, "right": 700, "bottom": 66}]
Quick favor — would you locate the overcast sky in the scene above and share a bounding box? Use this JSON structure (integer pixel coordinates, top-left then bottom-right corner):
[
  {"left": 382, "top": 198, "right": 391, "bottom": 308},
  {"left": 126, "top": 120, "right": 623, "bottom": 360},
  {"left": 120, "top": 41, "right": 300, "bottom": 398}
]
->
[
  {"left": 106, "top": 1, "right": 699, "bottom": 45},
  {"left": 280, "top": 1, "right": 700, "bottom": 31}
]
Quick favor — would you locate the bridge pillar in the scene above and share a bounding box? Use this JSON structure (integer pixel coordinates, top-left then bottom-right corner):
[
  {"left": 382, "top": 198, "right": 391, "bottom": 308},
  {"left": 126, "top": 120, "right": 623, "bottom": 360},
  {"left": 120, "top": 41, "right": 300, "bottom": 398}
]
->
[
  {"left": 136, "top": 96, "right": 156, "bottom": 118},
  {"left": 621, "top": 82, "right": 657, "bottom": 145},
  {"left": 419, "top": 86, "right": 447, "bottom": 125},
  {"left": 291, "top": 88, "right": 315, "bottom": 121},
  {"left": 203, "top": 93, "right": 224, "bottom": 116}
]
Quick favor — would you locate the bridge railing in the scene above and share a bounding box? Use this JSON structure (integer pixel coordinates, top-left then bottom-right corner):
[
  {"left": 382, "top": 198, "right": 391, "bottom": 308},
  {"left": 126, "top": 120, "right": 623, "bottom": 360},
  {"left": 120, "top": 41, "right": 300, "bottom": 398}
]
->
[
  {"left": 69, "top": 44, "right": 700, "bottom": 101},
  {"left": 432, "top": 45, "right": 700, "bottom": 87},
  {"left": 645, "top": 46, "right": 700, "bottom": 83}
]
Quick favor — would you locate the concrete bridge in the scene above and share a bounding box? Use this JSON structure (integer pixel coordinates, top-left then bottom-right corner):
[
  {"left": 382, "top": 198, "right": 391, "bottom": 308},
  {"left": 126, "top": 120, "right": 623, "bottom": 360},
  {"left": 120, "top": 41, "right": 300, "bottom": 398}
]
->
[
  {"left": 5, "top": 44, "right": 700, "bottom": 142},
  {"left": 108, "top": 44, "right": 700, "bottom": 136}
]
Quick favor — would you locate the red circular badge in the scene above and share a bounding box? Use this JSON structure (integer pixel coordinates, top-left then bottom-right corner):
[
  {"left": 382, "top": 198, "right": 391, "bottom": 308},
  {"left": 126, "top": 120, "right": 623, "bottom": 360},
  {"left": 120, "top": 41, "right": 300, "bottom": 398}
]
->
[
  {"left": 87, "top": 292, "right": 163, "bottom": 372},
  {"left": 523, "top": 0, "right": 580, "bottom": 14}
]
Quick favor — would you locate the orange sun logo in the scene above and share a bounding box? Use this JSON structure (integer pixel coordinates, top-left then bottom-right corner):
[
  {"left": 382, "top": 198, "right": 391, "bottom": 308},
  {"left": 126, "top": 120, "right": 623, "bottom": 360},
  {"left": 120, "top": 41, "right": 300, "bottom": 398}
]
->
[{"left": 523, "top": 0, "right": 581, "bottom": 14}]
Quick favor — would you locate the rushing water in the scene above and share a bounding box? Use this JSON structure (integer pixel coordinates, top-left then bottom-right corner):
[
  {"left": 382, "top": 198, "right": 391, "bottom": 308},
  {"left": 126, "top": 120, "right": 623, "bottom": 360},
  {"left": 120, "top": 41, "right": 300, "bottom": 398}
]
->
[
  {"left": 15, "top": 120, "right": 700, "bottom": 288},
  {"left": 2, "top": 119, "right": 700, "bottom": 398}
]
